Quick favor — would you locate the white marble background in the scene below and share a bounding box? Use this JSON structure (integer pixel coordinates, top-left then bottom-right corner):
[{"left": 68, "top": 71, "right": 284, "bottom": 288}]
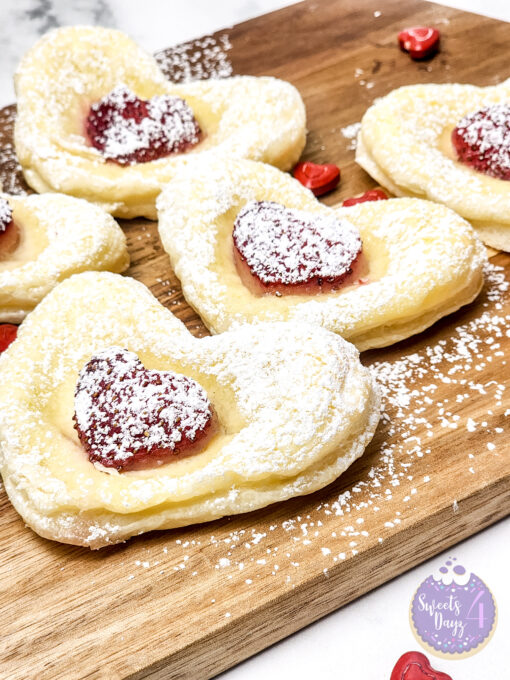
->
[
  {"left": 0, "top": 1, "right": 509, "bottom": 679},
  {"left": 0, "top": 0, "right": 509, "bottom": 107}
]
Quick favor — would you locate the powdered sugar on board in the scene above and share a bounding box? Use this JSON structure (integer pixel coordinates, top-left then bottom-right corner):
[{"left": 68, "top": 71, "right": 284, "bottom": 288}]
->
[
  {"left": 155, "top": 34, "right": 232, "bottom": 83},
  {"left": 341, "top": 122, "right": 361, "bottom": 151},
  {"left": 0, "top": 105, "right": 28, "bottom": 195},
  {"left": 111, "top": 261, "right": 507, "bottom": 599},
  {"left": 0, "top": 18, "right": 508, "bottom": 630}
]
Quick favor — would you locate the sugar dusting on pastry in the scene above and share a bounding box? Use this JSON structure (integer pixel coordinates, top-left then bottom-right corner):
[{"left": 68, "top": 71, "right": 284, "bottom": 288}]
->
[
  {"left": 86, "top": 85, "right": 201, "bottom": 164},
  {"left": 13, "top": 26, "right": 306, "bottom": 219},
  {"left": 452, "top": 103, "right": 510, "bottom": 181},
  {"left": 121, "top": 262, "right": 507, "bottom": 593},
  {"left": 233, "top": 200, "right": 361, "bottom": 285},
  {"left": 74, "top": 347, "right": 213, "bottom": 469},
  {"left": 356, "top": 79, "right": 510, "bottom": 249},
  {"left": 0, "top": 270, "right": 380, "bottom": 547},
  {"left": 157, "top": 157, "right": 487, "bottom": 348},
  {"left": 0, "top": 192, "right": 129, "bottom": 323}
]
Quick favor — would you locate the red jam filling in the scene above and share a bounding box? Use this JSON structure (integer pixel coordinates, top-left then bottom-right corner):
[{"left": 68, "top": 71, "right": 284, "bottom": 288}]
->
[
  {"left": 0, "top": 324, "right": 18, "bottom": 353},
  {"left": 74, "top": 348, "right": 216, "bottom": 471},
  {"left": 0, "top": 197, "right": 20, "bottom": 261},
  {"left": 86, "top": 85, "right": 202, "bottom": 165},
  {"left": 232, "top": 201, "right": 365, "bottom": 296},
  {"left": 452, "top": 104, "right": 510, "bottom": 180},
  {"left": 342, "top": 189, "right": 388, "bottom": 207}
]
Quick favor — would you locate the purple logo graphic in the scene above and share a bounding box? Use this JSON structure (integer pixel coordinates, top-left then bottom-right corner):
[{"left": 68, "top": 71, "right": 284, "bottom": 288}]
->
[{"left": 410, "top": 558, "right": 497, "bottom": 658}]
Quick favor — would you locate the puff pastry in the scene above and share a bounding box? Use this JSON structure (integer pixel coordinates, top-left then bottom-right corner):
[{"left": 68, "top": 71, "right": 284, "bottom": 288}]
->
[
  {"left": 356, "top": 79, "right": 510, "bottom": 251},
  {"left": 0, "top": 192, "right": 128, "bottom": 322},
  {"left": 0, "top": 271, "right": 380, "bottom": 548},
  {"left": 157, "top": 158, "right": 486, "bottom": 350},
  {"left": 14, "top": 26, "right": 306, "bottom": 219}
]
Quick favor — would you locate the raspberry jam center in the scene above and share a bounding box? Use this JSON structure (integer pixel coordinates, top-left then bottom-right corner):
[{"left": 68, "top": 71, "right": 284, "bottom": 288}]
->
[
  {"left": 0, "top": 197, "right": 20, "bottom": 261},
  {"left": 232, "top": 201, "right": 363, "bottom": 295},
  {"left": 86, "top": 85, "right": 202, "bottom": 165},
  {"left": 74, "top": 348, "right": 215, "bottom": 471},
  {"left": 452, "top": 104, "right": 510, "bottom": 180}
]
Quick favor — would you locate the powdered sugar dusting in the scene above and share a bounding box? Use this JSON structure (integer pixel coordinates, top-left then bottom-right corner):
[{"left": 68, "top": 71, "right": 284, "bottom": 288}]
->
[
  {"left": 341, "top": 122, "right": 361, "bottom": 151},
  {"left": 453, "top": 104, "right": 510, "bottom": 180},
  {"left": 116, "top": 260, "right": 508, "bottom": 589},
  {"left": 158, "top": 159, "right": 486, "bottom": 347},
  {"left": 14, "top": 26, "right": 304, "bottom": 219},
  {"left": 87, "top": 85, "right": 201, "bottom": 165},
  {"left": 74, "top": 347, "right": 212, "bottom": 469},
  {"left": 233, "top": 200, "right": 361, "bottom": 286},
  {"left": 155, "top": 34, "right": 233, "bottom": 83},
  {"left": 0, "top": 196, "right": 13, "bottom": 233},
  {"left": 357, "top": 80, "right": 510, "bottom": 232}
]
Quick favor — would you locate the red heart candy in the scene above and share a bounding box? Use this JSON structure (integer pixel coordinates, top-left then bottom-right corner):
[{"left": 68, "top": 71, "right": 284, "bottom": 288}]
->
[
  {"left": 342, "top": 188, "right": 388, "bottom": 207},
  {"left": 293, "top": 161, "right": 340, "bottom": 196},
  {"left": 74, "top": 348, "right": 215, "bottom": 471},
  {"left": 0, "top": 324, "right": 18, "bottom": 353},
  {"left": 398, "top": 26, "right": 440, "bottom": 60},
  {"left": 391, "top": 652, "right": 453, "bottom": 680}
]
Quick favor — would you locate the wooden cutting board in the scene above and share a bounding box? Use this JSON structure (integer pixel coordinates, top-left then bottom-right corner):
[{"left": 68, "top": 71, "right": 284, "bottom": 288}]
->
[{"left": 1, "top": 1, "right": 509, "bottom": 678}]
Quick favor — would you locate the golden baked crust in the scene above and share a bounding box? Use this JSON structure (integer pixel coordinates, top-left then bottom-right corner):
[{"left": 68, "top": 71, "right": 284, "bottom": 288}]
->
[
  {"left": 0, "top": 192, "right": 128, "bottom": 322},
  {"left": 14, "top": 26, "right": 306, "bottom": 219},
  {"left": 157, "top": 158, "right": 486, "bottom": 351},
  {"left": 356, "top": 79, "right": 510, "bottom": 251},
  {"left": 0, "top": 272, "right": 380, "bottom": 549}
]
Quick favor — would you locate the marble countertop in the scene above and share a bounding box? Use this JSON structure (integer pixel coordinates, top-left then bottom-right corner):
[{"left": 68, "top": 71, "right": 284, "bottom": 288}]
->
[
  {"left": 1, "top": 0, "right": 508, "bottom": 108},
  {"left": 0, "top": 1, "right": 508, "bottom": 679}
]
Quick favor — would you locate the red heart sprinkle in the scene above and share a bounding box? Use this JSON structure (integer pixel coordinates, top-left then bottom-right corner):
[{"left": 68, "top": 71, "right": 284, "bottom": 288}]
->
[
  {"left": 86, "top": 85, "right": 202, "bottom": 165},
  {"left": 342, "top": 188, "right": 388, "bottom": 207},
  {"left": 0, "top": 324, "right": 18, "bottom": 353},
  {"left": 391, "top": 652, "right": 453, "bottom": 680},
  {"left": 293, "top": 161, "right": 340, "bottom": 196},
  {"left": 74, "top": 348, "right": 216, "bottom": 471},
  {"left": 398, "top": 26, "right": 440, "bottom": 60}
]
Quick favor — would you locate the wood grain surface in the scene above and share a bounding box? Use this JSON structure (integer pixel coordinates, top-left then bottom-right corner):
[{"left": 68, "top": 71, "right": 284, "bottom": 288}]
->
[{"left": 1, "top": 1, "right": 509, "bottom": 678}]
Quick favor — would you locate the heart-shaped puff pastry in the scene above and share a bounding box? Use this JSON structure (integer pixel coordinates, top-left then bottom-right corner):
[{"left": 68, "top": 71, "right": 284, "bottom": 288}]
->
[
  {"left": 157, "top": 158, "right": 486, "bottom": 351},
  {"left": 0, "top": 192, "right": 128, "bottom": 323},
  {"left": 356, "top": 79, "right": 510, "bottom": 251},
  {"left": 14, "top": 26, "right": 306, "bottom": 219},
  {"left": 0, "top": 271, "right": 380, "bottom": 548}
]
